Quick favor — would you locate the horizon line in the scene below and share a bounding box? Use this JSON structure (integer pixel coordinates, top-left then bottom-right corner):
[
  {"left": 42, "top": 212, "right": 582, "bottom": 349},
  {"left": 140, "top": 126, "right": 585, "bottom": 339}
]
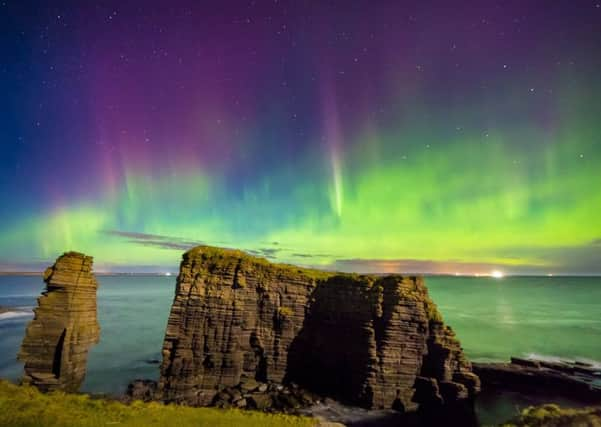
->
[{"left": 1, "top": 271, "right": 601, "bottom": 278}]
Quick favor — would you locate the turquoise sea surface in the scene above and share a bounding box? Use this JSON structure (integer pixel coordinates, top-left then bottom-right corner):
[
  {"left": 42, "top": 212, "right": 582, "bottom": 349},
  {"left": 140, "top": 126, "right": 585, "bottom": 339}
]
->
[{"left": 1, "top": 275, "right": 600, "bottom": 424}]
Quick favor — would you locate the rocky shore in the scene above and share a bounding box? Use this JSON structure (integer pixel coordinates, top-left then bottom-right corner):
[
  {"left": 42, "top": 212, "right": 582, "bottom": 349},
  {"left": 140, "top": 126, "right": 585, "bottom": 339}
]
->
[{"left": 127, "top": 377, "right": 479, "bottom": 426}]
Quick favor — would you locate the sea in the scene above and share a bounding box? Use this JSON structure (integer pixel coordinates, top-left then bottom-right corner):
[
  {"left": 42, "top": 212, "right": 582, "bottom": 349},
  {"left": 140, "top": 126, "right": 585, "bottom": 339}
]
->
[{"left": 1, "top": 275, "right": 600, "bottom": 425}]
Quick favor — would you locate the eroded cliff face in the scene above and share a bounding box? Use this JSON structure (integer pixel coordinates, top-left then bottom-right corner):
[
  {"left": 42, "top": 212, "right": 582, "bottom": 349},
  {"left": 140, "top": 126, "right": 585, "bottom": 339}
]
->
[
  {"left": 158, "top": 246, "right": 479, "bottom": 410},
  {"left": 18, "top": 252, "right": 100, "bottom": 392}
]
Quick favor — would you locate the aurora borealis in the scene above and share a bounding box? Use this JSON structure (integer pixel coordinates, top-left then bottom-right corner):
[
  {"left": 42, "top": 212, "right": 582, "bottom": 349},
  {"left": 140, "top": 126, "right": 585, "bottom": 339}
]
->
[{"left": 1, "top": 1, "right": 600, "bottom": 274}]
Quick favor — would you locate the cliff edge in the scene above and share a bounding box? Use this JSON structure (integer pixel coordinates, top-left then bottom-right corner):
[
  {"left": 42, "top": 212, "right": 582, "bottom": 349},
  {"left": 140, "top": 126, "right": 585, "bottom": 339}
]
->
[
  {"left": 18, "top": 252, "right": 100, "bottom": 392},
  {"left": 158, "top": 246, "right": 479, "bottom": 411}
]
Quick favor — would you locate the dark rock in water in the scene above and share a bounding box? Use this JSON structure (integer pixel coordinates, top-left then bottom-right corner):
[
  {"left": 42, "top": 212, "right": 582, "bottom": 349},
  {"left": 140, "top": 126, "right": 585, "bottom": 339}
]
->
[
  {"left": 439, "top": 380, "right": 469, "bottom": 402},
  {"left": 18, "top": 252, "right": 100, "bottom": 392},
  {"left": 145, "top": 359, "right": 161, "bottom": 365},
  {"left": 510, "top": 357, "right": 541, "bottom": 369},
  {"left": 298, "top": 399, "right": 478, "bottom": 427},
  {"left": 413, "top": 376, "right": 443, "bottom": 407},
  {"left": 156, "top": 246, "right": 479, "bottom": 411},
  {"left": 126, "top": 379, "right": 158, "bottom": 402},
  {"left": 473, "top": 358, "right": 601, "bottom": 403}
]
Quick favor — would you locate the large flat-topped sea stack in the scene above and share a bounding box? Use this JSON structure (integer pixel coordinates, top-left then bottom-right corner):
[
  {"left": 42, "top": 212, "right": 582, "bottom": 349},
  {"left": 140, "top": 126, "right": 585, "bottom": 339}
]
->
[
  {"left": 158, "top": 246, "right": 479, "bottom": 410},
  {"left": 18, "top": 252, "right": 100, "bottom": 392}
]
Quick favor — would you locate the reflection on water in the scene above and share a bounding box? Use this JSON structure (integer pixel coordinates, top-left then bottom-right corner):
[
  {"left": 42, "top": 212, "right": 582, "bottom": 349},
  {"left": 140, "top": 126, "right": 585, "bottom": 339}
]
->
[
  {"left": 427, "top": 276, "right": 601, "bottom": 362},
  {"left": 495, "top": 293, "right": 515, "bottom": 326}
]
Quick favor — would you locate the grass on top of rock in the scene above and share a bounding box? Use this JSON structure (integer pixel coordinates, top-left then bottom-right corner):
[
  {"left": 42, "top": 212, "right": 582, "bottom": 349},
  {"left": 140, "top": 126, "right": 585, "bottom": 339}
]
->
[
  {"left": 187, "top": 245, "right": 335, "bottom": 282},
  {"left": 0, "top": 380, "right": 316, "bottom": 427},
  {"left": 187, "top": 245, "right": 429, "bottom": 288}
]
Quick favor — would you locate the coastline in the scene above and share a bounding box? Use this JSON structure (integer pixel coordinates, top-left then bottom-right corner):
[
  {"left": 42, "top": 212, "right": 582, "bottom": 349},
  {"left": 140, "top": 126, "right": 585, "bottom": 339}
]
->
[
  {"left": 2, "top": 273, "right": 600, "bottom": 425},
  {"left": 1, "top": 375, "right": 599, "bottom": 427}
]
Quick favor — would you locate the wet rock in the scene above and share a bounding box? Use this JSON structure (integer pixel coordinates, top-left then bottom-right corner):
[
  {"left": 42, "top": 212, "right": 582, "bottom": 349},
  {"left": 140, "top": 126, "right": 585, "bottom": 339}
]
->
[
  {"left": 239, "top": 377, "right": 260, "bottom": 392},
  {"left": 439, "top": 381, "right": 468, "bottom": 401},
  {"left": 413, "top": 376, "right": 443, "bottom": 407},
  {"left": 157, "top": 246, "right": 478, "bottom": 410},
  {"left": 473, "top": 358, "right": 601, "bottom": 403},
  {"left": 229, "top": 388, "right": 242, "bottom": 402},
  {"left": 234, "top": 397, "right": 247, "bottom": 408},
  {"left": 511, "top": 356, "right": 541, "bottom": 368},
  {"left": 127, "top": 379, "right": 157, "bottom": 402},
  {"left": 274, "top": 393, "right": 301, "bottom": 410},
  {"left": 257, "top": 383, "right": 268, "bottom": 392},
  {"left": 204, "top": 379, "right": 314, "bottom": 413},
  {"left": 247, "top": 393, "right": 272, "bottom": 410},
  {"left": 18, "top": 252, "right": 100, "bottom": 392}
]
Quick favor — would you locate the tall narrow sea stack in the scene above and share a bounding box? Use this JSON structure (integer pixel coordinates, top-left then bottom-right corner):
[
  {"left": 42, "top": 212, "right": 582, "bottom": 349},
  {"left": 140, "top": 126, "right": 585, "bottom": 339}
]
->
[
  {"left": 18, "top": 252, "right": 100, "bottom": 392},
  {"left": 158, "top": 246, "right": 479, "bottom": 411}
]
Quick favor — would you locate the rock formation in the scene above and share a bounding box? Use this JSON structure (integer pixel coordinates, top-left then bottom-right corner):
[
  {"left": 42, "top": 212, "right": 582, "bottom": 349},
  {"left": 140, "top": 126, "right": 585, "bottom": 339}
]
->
[
  {"left": 18, "top": 252, "right": 100, "bottom": 392},
  {"left": 158, "top": 246, "right": 479, "bottom": 411}
]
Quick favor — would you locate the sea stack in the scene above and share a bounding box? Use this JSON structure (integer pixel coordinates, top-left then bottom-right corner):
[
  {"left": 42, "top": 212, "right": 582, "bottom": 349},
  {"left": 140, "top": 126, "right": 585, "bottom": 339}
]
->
[
  {"left": 158, "top": 246, "right": 479, "bottom": 411},
  {"left": 18, "top": 252, "right": 100, "bottom": 392}
]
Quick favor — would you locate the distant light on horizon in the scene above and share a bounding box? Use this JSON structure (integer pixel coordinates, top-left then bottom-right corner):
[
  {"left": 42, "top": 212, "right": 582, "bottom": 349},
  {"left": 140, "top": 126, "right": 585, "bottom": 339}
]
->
[{"left": 491, "top": 270, "right": 505, "bottom": 279}]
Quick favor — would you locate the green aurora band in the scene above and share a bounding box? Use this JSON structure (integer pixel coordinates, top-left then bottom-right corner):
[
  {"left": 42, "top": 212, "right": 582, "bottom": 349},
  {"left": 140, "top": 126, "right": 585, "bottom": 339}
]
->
[{"left": 2, "top": 80, "right": 600, "bottom": 275}]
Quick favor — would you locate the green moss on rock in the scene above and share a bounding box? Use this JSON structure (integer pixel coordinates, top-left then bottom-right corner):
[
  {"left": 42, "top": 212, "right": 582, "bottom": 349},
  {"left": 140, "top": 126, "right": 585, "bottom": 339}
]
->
[
  {"left": 502, "top": 403, "right": 601, "bottom": 427},
  {"left": 278, "top": 307, "right": 293, "bottom": 317}
]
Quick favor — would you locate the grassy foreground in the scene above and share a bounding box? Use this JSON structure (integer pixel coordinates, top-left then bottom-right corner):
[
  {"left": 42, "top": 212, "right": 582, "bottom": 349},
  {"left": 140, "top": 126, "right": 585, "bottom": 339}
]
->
[{"left": 0, "top": 380, "right": 316, "bottom": 427}]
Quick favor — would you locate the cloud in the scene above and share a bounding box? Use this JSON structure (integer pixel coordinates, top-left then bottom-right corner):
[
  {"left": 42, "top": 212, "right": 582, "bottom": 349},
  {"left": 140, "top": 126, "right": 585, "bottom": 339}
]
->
[
  {"left": 124, "top": 239, "right": 198, "bottom": 251},
  {"left": 103, "top": 230, "right": 173, "bottom": 240},
  {"left": 245, "top": 247, "right": 281, "bottom": 259},
  {"left": 464, "top": 241, "right": 601, "bottom": 275},
  {"left": 103, "top": 230, "right": 205, "bottom": 251},
  {"left": 291, "top": 253, "right": 332, "bottom": 259},
  {"left": 101, "top": 230, "right": 601, "bottom": 275},
  {"left": 328, "top": 258, "right": 529, "bottom": 275}
]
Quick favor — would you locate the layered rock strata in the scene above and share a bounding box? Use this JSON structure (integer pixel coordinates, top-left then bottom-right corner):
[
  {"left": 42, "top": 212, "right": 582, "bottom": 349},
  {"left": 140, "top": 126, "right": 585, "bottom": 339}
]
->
[
  {"left": 18, "top": 252, "right": 100, "bottom": 392},
  {"left": 158, "top": 246, "right": 479, "bottom": 410}
]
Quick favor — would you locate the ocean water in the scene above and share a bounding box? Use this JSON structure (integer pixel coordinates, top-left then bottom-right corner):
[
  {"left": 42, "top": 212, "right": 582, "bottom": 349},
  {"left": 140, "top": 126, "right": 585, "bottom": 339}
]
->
[
  {"left": 427, "top": 276, "right": 601, "bottom": 364},
  {"left": 1, "top": 275, "right": 600, "bottom": 423}
]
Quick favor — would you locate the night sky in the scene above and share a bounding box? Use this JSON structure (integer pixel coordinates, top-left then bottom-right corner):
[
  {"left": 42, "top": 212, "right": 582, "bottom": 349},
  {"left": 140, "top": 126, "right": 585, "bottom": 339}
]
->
[{"left": 1, "top": 1, "right": 600, "bottom": 274}]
